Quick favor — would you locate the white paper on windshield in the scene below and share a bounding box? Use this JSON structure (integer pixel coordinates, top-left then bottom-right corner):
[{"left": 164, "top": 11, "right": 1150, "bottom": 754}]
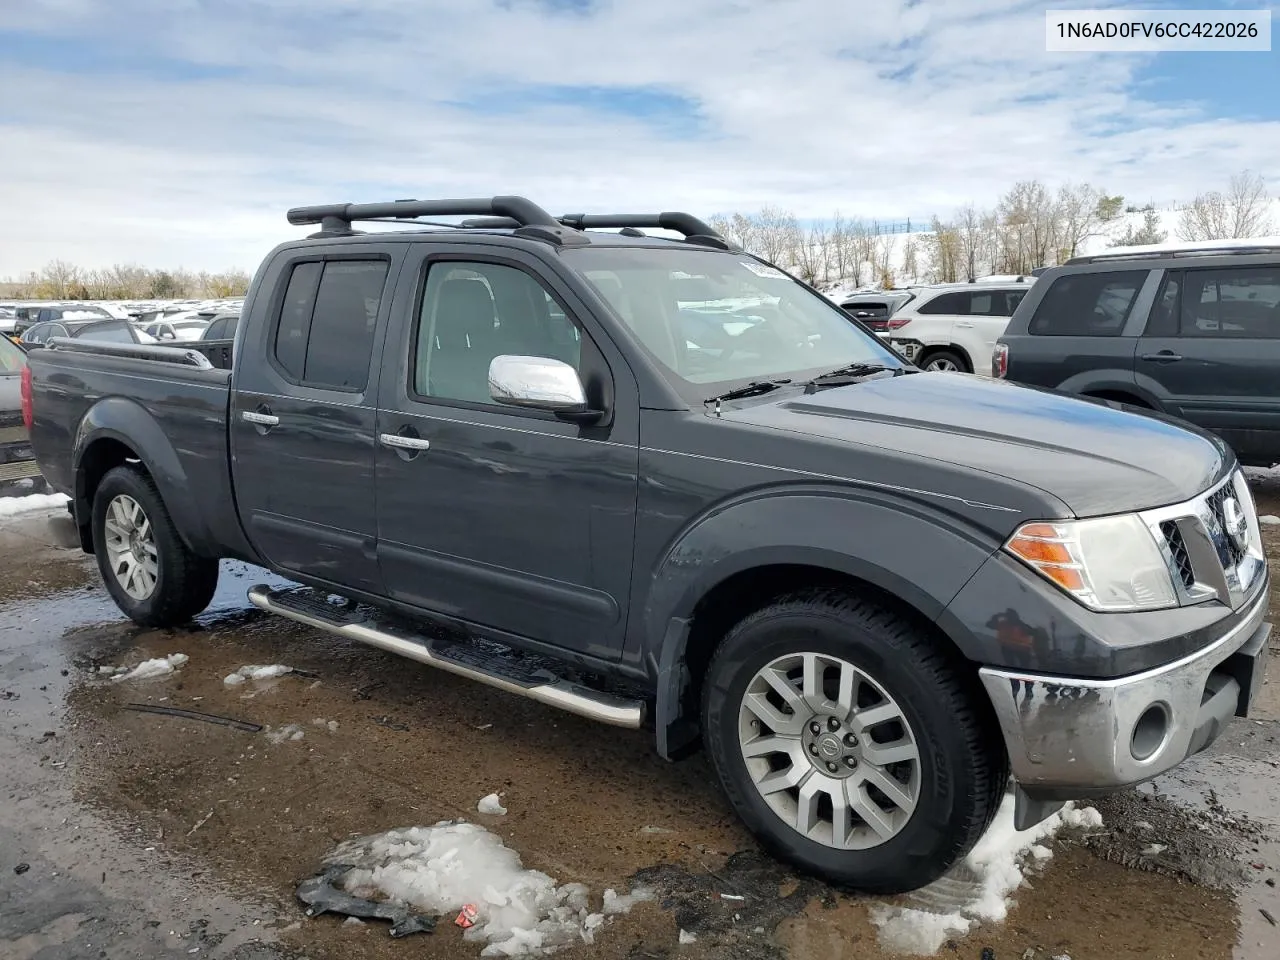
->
[{"left": 740, "top": 260, "right": 788, "bottom": 280}]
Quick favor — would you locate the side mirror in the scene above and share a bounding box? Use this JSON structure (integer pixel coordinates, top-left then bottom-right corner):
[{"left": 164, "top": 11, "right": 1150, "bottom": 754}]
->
[{"left": 488, "top": 355, "right": 601, "bottom": 423}]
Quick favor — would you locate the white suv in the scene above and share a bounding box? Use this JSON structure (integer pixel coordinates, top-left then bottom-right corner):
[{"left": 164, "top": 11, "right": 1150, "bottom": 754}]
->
[{"left": 883, "top": 280, "right": 1035, "bottom": 374}]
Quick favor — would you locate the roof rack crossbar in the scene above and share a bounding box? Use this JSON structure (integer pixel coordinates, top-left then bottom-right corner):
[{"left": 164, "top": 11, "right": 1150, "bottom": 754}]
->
[
  {"left": 287, "top": 196, "right": 560, "bottom": 230},
  {"left": 1067, "top": 244, "right": 1280, "bottom": 265}
]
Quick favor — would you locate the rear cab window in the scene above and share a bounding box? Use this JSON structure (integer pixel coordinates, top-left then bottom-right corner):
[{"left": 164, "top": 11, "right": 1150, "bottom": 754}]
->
[
  {"left": 1029, "top": 271, "right": 1147, "bottom": 336},
  {"left": 272, "top": 258, "right": 390, "bottom": 391}
]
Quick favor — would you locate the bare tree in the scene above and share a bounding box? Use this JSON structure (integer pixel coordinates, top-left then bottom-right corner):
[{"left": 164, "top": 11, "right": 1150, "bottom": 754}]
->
[
  {"left": 927, "top": 217, "right": 963, "bottom": 282},
  {"left": 206, "top": 269, "right": 251, "bottom": 298},
  {"left": 872, "top": 225, "right": 896, "bottom": 288},
  {"left": 829, "top": 212, "right": 849, "bottom": 281},
  {"left": 1177, "top": 171, "right": 1274, "bottom": 241},
  {"left": 1056, "top": 183, "right": 1122, "bottom": 260},
  {"left": 901, "top": 234, "right": 919, "bottom": 282}
]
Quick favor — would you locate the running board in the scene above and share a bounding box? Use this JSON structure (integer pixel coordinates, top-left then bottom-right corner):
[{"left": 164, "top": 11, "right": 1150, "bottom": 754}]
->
[{"left": 247, "top": 585, "right": 644, "bottom": 729}]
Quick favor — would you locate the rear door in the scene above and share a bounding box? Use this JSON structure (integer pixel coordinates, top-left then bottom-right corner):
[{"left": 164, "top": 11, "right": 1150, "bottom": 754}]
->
[
  {"left": 1136, "top": 263, "right": 1280, "bottom": 463},
  {"left": 231, "top": 245, "right": 404, "bottom": 594},
  {"left": 955, "top": 287, "right": 1028, "bottom": 375},
  {"left": 373, "top": 243, "right": 640, "bottom": 658}
]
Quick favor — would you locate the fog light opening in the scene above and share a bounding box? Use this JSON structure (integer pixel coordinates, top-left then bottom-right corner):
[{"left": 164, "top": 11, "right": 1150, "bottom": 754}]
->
[{"left": 1131, "top": 703, "right": 1171, "bottom": 761}]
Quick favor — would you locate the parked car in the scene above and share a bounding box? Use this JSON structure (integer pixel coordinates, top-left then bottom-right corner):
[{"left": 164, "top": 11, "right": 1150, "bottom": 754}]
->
[
  {"left": 13, "top": 304, "right": 114, "bottom": 339},
  {"left": 0, "top": 335, "right": 40, "bottom": 484},
  {"left": 836, "top": 291, "right": 917, "bottom": 334},
  {"left": 994, "top": 243, "right": 1280, "bottom": 467},
  {"left": 201, "top": 313, "right": 240, "bottom": 341},
  {"left": 143, "top": 318, "right": 211, "bottom": 342},
  {"left": 25, "top": 196, "right": 1271, "bottom": 893},
  {"left": 21, "top": 318, "right": 157, "bottom": 348},
  {"left": 883, "top": 280, "right": 1035, "bottom": 373}
]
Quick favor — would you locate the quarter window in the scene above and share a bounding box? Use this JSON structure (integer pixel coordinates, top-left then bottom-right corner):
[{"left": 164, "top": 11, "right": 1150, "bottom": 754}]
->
[
  {"left": 414, "top": 262, "right": 582, "bottom": 405},
  {"left": 1029, "top": 271, "right": 1147, "bottom": 337}
]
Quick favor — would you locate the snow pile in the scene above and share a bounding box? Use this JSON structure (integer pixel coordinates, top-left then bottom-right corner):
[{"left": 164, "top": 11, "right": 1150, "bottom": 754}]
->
[
  {"left": 871, "top": 795, "right": 1103, "bottom": 955},
  {"left": 109, "top": 653, "right": 189, "bottom": 682},
  {"left": 1258, "top": 514, "right": 1280, "bottom": 526},
  {"left": 478, "top": 793, "right": 508, "bottom": 816},
  {"left": 0, "top": 492, "right": 70, "bottom": 518},
  {"left": 265, "top": 724, "right": 306, "bottom": 744},
  {"left": 321, "top": 822, "right": 651, "bottom": 956},
  {"left": 224, "top": 664, "right": 293, "bottom": 686}
]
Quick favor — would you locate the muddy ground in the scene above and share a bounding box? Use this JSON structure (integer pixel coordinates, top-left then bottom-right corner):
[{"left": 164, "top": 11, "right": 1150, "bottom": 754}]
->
[{"left": 2, "top": 484, "right": 1280, "bottom": 960}]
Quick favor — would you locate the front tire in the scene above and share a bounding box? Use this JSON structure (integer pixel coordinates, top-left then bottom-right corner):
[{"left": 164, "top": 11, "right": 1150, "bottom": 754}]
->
[
  {"left": 701, "top": 589, "right": 1005, "bottom": 893},
  {"left": 92, "top": 465, "right": 219, "bottom": 627}
]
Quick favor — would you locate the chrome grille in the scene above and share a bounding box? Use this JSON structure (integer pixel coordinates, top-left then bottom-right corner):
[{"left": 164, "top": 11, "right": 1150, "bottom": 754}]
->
[
  {"left": 1159, "top": 520, "right": 1195, "bottom": 590},
  {"left": 1142, "top": 470, "right": 1266, "bottom": 609}
]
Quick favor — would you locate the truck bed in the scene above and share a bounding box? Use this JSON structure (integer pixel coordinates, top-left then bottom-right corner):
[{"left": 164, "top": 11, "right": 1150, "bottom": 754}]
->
[{"left": 25, "top": 338, "right": 249, "bottom": 560}]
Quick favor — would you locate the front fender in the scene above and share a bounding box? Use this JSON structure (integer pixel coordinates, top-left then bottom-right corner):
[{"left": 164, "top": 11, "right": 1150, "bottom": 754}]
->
[
  {"left": 642, "top": 488, "right": 1003, "bottom": 757},
  {"left": 74, "top": 397, "right": 217, "bottom": 556}
]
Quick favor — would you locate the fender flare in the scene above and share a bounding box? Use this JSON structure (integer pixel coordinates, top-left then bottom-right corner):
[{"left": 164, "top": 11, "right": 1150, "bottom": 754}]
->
[
  {"left": 641, "top": 491, "right": 1000, "bottom": 758},
  {"left": 73, "top": 397, "right": 217, "bottom": 556}
]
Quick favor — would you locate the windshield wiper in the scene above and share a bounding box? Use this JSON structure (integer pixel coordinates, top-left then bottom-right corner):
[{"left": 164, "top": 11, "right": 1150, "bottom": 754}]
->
[
  {"left": 803, "top": 363, "right": 908, "bottom": 392},
  {"left": 703, "top": 379, "right": 792, "bottom": 407}
]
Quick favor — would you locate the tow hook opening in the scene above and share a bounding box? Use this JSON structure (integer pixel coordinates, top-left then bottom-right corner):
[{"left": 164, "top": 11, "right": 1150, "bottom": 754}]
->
[{"left": 1131, "top": 702, "right": 1171, "bottom": 761}]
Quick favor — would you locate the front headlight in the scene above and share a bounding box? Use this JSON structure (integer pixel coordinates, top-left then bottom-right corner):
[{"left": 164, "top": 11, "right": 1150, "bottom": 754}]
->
[{"left": 1004, "top": 515, "right": 1177, "bottom": 612}]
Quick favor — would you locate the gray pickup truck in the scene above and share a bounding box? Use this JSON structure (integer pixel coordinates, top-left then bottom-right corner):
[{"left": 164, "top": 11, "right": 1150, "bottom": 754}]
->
[{"left": 26, "top": 196, "right": 1271, "bottom": 892}]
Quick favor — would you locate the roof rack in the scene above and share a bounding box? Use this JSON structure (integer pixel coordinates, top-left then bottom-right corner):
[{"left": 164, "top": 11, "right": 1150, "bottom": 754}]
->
[
  {"left": 1066, "top": 244, "right": 1280, "bottom": 265},
  {"left": 286, "top": 196, "right": 588, "bottom": 246},
  {"left": 557, "top": 213, "right": 738, "bottom": 251},
  {"left": 459, "top": 211, "right": 739, "bottom": 251}
]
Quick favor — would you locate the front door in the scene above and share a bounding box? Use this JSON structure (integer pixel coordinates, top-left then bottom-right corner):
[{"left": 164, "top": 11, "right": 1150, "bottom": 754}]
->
[
  {"left": 374, "top": 245, "right": 640, "bottom": 659},
  {"left": 1136, "top": 264, "right": 1280, "bottom": 464},
  {"left": 231, "top": 247, "right": 402, "bottom": 593}
]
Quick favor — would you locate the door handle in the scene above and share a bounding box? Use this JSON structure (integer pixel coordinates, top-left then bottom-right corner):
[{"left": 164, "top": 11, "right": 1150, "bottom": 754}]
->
[
  {"left": 242, "top": 410, "right": 280, "bottom": 427},
  {"left": 380, "top": 433, "right": 431, "bottom": 452},
  {"left": 1141, "top": 351, "right": 1183, "bottom": 363}
]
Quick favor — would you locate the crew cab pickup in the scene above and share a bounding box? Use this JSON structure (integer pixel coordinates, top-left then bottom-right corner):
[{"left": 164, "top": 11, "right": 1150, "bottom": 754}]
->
[{"left": 26, "top": 196, "right": 1272, "bottom": 893}]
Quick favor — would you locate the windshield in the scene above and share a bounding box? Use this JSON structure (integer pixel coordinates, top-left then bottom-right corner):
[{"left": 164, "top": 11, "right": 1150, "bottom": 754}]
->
[{"left": 566, "top": 247, "right": 904, "bottom": 400}]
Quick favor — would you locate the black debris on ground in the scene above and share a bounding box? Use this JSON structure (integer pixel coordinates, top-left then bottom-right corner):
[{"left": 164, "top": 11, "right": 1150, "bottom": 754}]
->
[{"left": 295, "top": 863, "right": 438, "bottom": 938}]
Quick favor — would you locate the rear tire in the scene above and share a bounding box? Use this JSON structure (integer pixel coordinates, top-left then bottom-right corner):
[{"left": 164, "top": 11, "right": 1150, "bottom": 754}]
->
[
  {"left": 701, "top": 589, "right": 1006, "bottom": 893},
  {"left": 92, "top": 465, "right": 219, "bottom": 627},
  {"left": 919, "top": 349, "right": 968, "bottom": 373}
]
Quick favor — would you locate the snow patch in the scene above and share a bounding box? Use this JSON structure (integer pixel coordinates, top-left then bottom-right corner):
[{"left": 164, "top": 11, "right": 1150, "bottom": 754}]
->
[
  {"left": 319, "top": 821, "right": 650, "bottom": 956},
  {"left": 601, "top": 887, "right": 654, "bottom": 916},
  {"left": 870, "top": 795, "right": 1103, "bottom": 955},
  {"left": 264, "top": 724, "right": 306, "bottom": 744},
  {"left": 110, "top": 653, "right": 189, "bottom": 682},
  {"left": 224, "top": 664, "right": 293, "bottom": 686},
  {"left": 477, "top": 793, "right": 508, "bottom": 816},
  {"left": 311, "top": 718, "right": 339, "bottom": 732},
  {"left": 1258, "top": 514, "right": 1280, "bottom": 526},
  {"left": 678, "top": 929, "right": 697, "bottom": 945},
  {"left": 0, "top": 493, "right": 69, "bottom": 519}
]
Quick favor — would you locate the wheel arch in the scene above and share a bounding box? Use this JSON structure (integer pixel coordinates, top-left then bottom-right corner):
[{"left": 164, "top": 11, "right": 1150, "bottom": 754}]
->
[{"left": 74, "top": 398, "right": 216, "bottom": 556}]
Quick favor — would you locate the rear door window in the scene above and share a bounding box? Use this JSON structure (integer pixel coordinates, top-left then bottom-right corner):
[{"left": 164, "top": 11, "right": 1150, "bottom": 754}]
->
[
  {"left": 1179, "top": 266, "right": 1280, "bottom": 339},
  {"left": 916, "top": 292, "right": 971, "bottom": 315},
  {"left": 1029, "top": 271, "right": 1147, "bottom": 336},
  {"left": 272, "top": 259, "right": 389, "bottom": 391}
]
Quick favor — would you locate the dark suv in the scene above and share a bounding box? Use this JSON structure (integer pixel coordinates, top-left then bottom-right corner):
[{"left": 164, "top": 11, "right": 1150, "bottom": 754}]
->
[{"left": 994, "top": 244, "right": 1280, "bottom": 466}]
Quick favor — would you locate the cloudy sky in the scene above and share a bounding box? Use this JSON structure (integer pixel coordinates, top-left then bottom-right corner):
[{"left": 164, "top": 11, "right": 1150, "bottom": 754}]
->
[{"left": 1, "top": 0, "right": 1277, "bottom": 275}]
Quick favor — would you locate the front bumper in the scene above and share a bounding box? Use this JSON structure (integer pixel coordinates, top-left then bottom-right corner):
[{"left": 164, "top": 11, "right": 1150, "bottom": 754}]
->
[{"left": 979, "top": 584, "right": 1271, "bottom": 799}]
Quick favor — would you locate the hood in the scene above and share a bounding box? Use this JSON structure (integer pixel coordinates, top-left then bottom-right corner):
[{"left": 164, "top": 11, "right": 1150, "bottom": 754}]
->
[{"left": 719, "top": 373, "right": 1228, "bottom": 517}]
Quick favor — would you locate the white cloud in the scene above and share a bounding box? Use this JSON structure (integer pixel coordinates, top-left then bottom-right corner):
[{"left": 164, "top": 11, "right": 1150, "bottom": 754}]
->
[{"left": 1, "top": 0, "right": 1277, "bottom": 274}]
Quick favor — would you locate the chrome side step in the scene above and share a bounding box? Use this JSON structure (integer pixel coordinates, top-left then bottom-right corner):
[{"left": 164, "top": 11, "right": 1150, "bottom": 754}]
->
[{"left": 247, "top": 585, "right": 644, "bottom": 729}]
